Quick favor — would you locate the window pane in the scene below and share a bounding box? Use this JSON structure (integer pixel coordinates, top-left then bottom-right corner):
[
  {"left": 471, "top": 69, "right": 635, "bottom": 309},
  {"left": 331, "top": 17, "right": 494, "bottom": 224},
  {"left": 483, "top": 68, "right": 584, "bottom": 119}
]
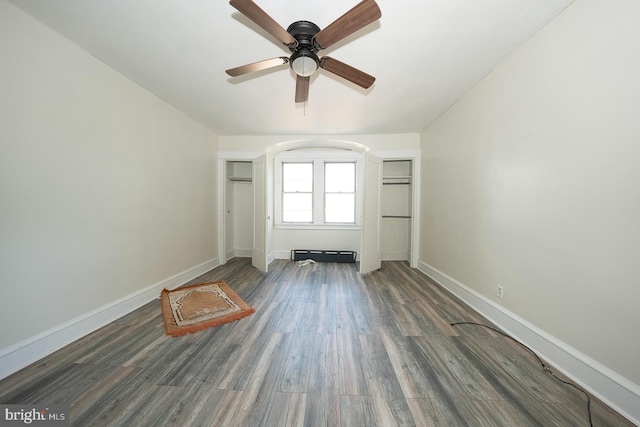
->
[
  {"left": 325, "top": 194, "right": 355, "bottom": 223},
  {"left": 283, "top": 193, "right": 312, "bottom": 222},
  {"left": 283, "top": 163, "right": 313, "bottom": 192},
  {"left": 325, "top": 163, "right": 355, "bottom": 192}
]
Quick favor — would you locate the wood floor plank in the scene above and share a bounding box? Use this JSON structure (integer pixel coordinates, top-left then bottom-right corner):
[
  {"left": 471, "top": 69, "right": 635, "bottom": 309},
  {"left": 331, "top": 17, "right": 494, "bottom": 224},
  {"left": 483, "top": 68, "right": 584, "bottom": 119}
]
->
[
  {"left": 309, "top": 330, "right": 339, "bottom": 391},
  {"left": 280, "top": 331, "right": 314, "bottom": 393},
  {"left": 2, "top": 362, "right": 121, "bottom": 406},
  {"left": 336, "top": 302, "right": 360, "bottom": 335},
  {"left": 316, "top": 283, "right": 337, "bottom": 334},
  {"left": 168, "top": 387, "right": 231, "bottom": 427},
  {"left": 360, "top": 334, "right": 417, "bottom": 427},
  {"left": 284, "top": 392, "right": 307, "bottom": 427},
  {"left": 216, "top": 301, "right": 282, "bottom": 390},
  {"left": 273, "top": 301, "right": 305, "bottom": 333},
  {"left": 0, "top": 258, "right": 633, "bottom": 427},
  {"left": 0, "top": 361, "right": 76, "bottom": 403},
  {"left": 363, "top": 273, "right": 407, "bottom": 337},
  {"left": 208, "top": 389, "right": 246, "bottom": 427},
  {"left": 259, "top": 391, "right": 293, "bottom": 427},
  {"left": 389, "top": 300, "right": 428, "bottom": 337},
  {"left": 68, "top": 365, "right": 139, "bottom": 419},
  {"left": 409, "top": 297, "right": 460, "bottom": 336},
  {"left": 380, "top": 332, "right": 438, "bottom": 399},
  {"left": 306, "top": 333, "right": 341, "bottom": 426},
  {"left": 406, "top": 336, "right": 493, "bottom": 426},
  {"left": 236, "top": 332, "right": 289, "bottom": 427},
  {"left": 294, "top": 302, "right": 319, "bottom": 334},
  {"left": 71, "top": 369, "right": 167, "bottom": 425},
  {"left": 190, "top": 330, "right": 251, "bottom": 385},
  {"left": 337, "top": 330, "right": 370, "bottom": 397},
  {"left": 417, "top": 334, "right": 504, "bottom": 401},
  {"left": 406, "top": 398, "right": 453, "bottom": 427},
  {"left": 142, "top": 329, "right": 222, "bottom": 387},
  {"left": 120, "top": 384, "right": 186, "bottom": 426},
  {"left": 459, "top": 332, "right": 579, "bottom": 404},
  {"left": 340, "top": 395, "right": 378, "bottom": 427}
]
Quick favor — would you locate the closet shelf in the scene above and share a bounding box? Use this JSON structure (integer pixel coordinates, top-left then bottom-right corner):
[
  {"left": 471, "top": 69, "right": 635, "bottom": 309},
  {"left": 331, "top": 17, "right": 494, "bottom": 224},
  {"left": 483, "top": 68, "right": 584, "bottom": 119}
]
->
[
  {"left": 228, "top": 177, "right": 252, "bottom": 182},
  {"left": 383, "top": 175, "right": 412, "bottom": 179},
  {"left": 382, "top": 175, "right": 411, "bottom": 185},
  {"left": 382, "top": 215, "right": 412, "bottom": 219}
]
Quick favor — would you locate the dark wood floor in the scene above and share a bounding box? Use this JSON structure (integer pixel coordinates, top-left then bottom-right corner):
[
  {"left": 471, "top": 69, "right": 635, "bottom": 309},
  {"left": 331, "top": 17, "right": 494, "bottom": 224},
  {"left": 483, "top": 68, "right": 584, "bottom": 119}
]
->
[{"left": 0, "top": 258, "right": 632, "bottom": 426}]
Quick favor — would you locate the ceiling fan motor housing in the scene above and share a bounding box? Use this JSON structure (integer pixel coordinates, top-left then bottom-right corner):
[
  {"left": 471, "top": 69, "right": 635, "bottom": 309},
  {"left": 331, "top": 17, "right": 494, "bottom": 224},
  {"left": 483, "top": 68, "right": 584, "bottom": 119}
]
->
[{"left": 287, "top": 21, "right": 321, "bottom": 76}]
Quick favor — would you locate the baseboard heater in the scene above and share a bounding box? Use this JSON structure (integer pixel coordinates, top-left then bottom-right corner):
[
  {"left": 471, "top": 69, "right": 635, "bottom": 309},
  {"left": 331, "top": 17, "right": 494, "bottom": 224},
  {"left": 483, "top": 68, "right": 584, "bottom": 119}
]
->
[{"left": 291, "top": 249, "right": 357, "bottom": 263}]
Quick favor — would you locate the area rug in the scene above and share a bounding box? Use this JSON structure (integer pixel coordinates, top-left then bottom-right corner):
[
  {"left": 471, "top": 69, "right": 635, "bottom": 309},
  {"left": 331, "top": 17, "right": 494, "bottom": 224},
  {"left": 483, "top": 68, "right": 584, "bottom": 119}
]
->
[{"left": 160, "top": 281, "right": 255, "bottom": 337}]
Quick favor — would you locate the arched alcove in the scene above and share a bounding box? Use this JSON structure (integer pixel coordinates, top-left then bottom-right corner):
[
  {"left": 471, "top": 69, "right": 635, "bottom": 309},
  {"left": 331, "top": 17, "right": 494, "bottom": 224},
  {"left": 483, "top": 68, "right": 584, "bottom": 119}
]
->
[
  {"left": 265, "top": 138, "right": 371, "bottom": 155},
  {"left": 218, "top": 138, "right": 419, "bottom": 272}
]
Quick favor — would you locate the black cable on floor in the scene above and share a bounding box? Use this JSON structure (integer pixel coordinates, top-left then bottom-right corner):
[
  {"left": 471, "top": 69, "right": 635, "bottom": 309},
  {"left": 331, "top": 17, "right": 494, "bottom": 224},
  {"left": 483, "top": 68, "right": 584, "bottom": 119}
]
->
[{"left": 450, "top": 321, "right": 593, "bottom": 427}]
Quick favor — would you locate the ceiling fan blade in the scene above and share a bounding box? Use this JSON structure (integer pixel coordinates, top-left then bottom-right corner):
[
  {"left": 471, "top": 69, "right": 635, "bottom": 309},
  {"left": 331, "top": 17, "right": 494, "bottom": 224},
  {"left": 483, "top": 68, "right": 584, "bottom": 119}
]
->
[
  {"left": 226, "top": 57, "right": 289, "bottom": 77},
  {"left": 295, "top": 76, "right": 310, "bottom": 102},
  {"left": 229, "top": 0, "right": 297, "bottom": 47},
  {"left": 313, "top": 0, "right": 381, "bottom": 50},
  {"left": 320, "top": 57, "right": 375, "bottom": 89}
]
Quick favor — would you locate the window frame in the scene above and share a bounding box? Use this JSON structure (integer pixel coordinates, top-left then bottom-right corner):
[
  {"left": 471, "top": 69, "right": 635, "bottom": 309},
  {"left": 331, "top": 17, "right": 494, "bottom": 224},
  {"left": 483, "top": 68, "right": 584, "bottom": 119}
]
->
[
  {"left": 281, "top": 161, "right": 314, "bottom": 223},
  {"left": 274, "top": 150, "right": 362, "bottom": 229},
  {"left": 323, "top": 162, "right": 356, "bottom": 224}
]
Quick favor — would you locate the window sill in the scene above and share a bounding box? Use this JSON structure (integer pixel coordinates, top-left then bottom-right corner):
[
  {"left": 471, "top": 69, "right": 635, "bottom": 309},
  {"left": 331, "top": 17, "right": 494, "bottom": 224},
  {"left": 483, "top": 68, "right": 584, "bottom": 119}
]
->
[{"left": 274, "top": 224, "right": 361, "bottom": 231}]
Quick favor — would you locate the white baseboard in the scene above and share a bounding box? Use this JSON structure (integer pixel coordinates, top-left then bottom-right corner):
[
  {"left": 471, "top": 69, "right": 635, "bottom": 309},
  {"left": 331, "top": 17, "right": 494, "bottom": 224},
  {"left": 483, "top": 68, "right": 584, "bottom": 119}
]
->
[
  {"left": 0, "top": 257, "right": 219, "bottom": 381},
  {"left": 275, "top": 250, "right": 293, "bottom": 260},
  {"left": 417, "top": 260, "right": 640, "bottom": 425},
  {"left": 382, "top": 252, "right": 408, "bottom": 261},
  {"left": 226, "top": 249, "right": 252, "bottom": 261},
  {"left": 268, "top": 251, "right": 277, "bottom": 265}
]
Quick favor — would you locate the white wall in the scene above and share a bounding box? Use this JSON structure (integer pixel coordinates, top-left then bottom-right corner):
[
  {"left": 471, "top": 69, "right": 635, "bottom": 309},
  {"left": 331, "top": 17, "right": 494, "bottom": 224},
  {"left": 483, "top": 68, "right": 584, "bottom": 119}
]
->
[
  {"left": 273, "top": 229, "right": 361, "bottom": 257},
  {"left": 0, "top": 0, "right": 219, "bottom": 364},
  {"left": 419, "top": 0, "right": 639, "bottom": 420}
]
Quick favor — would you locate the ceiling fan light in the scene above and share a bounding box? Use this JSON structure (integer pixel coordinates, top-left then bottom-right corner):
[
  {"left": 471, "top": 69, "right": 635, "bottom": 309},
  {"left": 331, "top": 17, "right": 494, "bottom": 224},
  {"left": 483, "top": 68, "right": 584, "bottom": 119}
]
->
[{"left": 290, "top": 50, "right": 319, "bottom": 77}]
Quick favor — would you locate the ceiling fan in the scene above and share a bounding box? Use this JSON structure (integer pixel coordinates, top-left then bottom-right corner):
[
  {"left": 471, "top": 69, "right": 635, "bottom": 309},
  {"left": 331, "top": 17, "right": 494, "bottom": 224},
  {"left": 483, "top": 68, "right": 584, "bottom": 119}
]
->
[{"left": 226, "top": 0, "right": 381, "bottom": 103}]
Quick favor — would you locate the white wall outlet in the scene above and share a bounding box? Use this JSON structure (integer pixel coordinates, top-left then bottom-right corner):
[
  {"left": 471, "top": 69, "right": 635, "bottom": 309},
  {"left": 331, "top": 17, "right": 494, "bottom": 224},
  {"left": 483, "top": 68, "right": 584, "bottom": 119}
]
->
[{"left": 497, "top": 284, "right": 504, "bottom": 299}]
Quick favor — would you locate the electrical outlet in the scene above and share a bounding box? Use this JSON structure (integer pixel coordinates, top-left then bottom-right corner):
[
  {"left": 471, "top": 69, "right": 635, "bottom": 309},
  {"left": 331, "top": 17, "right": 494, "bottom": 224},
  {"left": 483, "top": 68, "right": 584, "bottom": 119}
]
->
[{"left": 497, "top": 284, "right": 504, "bottom": 299}]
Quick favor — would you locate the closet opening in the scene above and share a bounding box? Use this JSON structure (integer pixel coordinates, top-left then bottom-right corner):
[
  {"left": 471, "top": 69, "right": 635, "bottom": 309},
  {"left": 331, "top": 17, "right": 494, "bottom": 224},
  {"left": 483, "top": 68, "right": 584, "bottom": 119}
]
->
[
  {"left": 224, "top": 160, "right": 253, "bottom": 261},
  {"left": 381, "top": 159, "right": 413, "bottom": 261}
]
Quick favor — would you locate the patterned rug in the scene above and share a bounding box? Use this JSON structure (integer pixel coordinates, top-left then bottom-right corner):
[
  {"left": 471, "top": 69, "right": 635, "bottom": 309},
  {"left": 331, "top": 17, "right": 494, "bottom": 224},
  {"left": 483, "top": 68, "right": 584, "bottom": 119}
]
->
[{"left": 160, "top": 281, "right": 255, "bottom": 337}]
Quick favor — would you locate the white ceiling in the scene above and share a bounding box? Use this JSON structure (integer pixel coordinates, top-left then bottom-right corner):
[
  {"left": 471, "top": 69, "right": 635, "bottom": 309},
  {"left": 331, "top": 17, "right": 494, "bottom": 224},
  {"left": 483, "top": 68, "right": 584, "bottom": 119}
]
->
[{"left": 9, "top": 0, "right": 574, "bottom": 136}]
